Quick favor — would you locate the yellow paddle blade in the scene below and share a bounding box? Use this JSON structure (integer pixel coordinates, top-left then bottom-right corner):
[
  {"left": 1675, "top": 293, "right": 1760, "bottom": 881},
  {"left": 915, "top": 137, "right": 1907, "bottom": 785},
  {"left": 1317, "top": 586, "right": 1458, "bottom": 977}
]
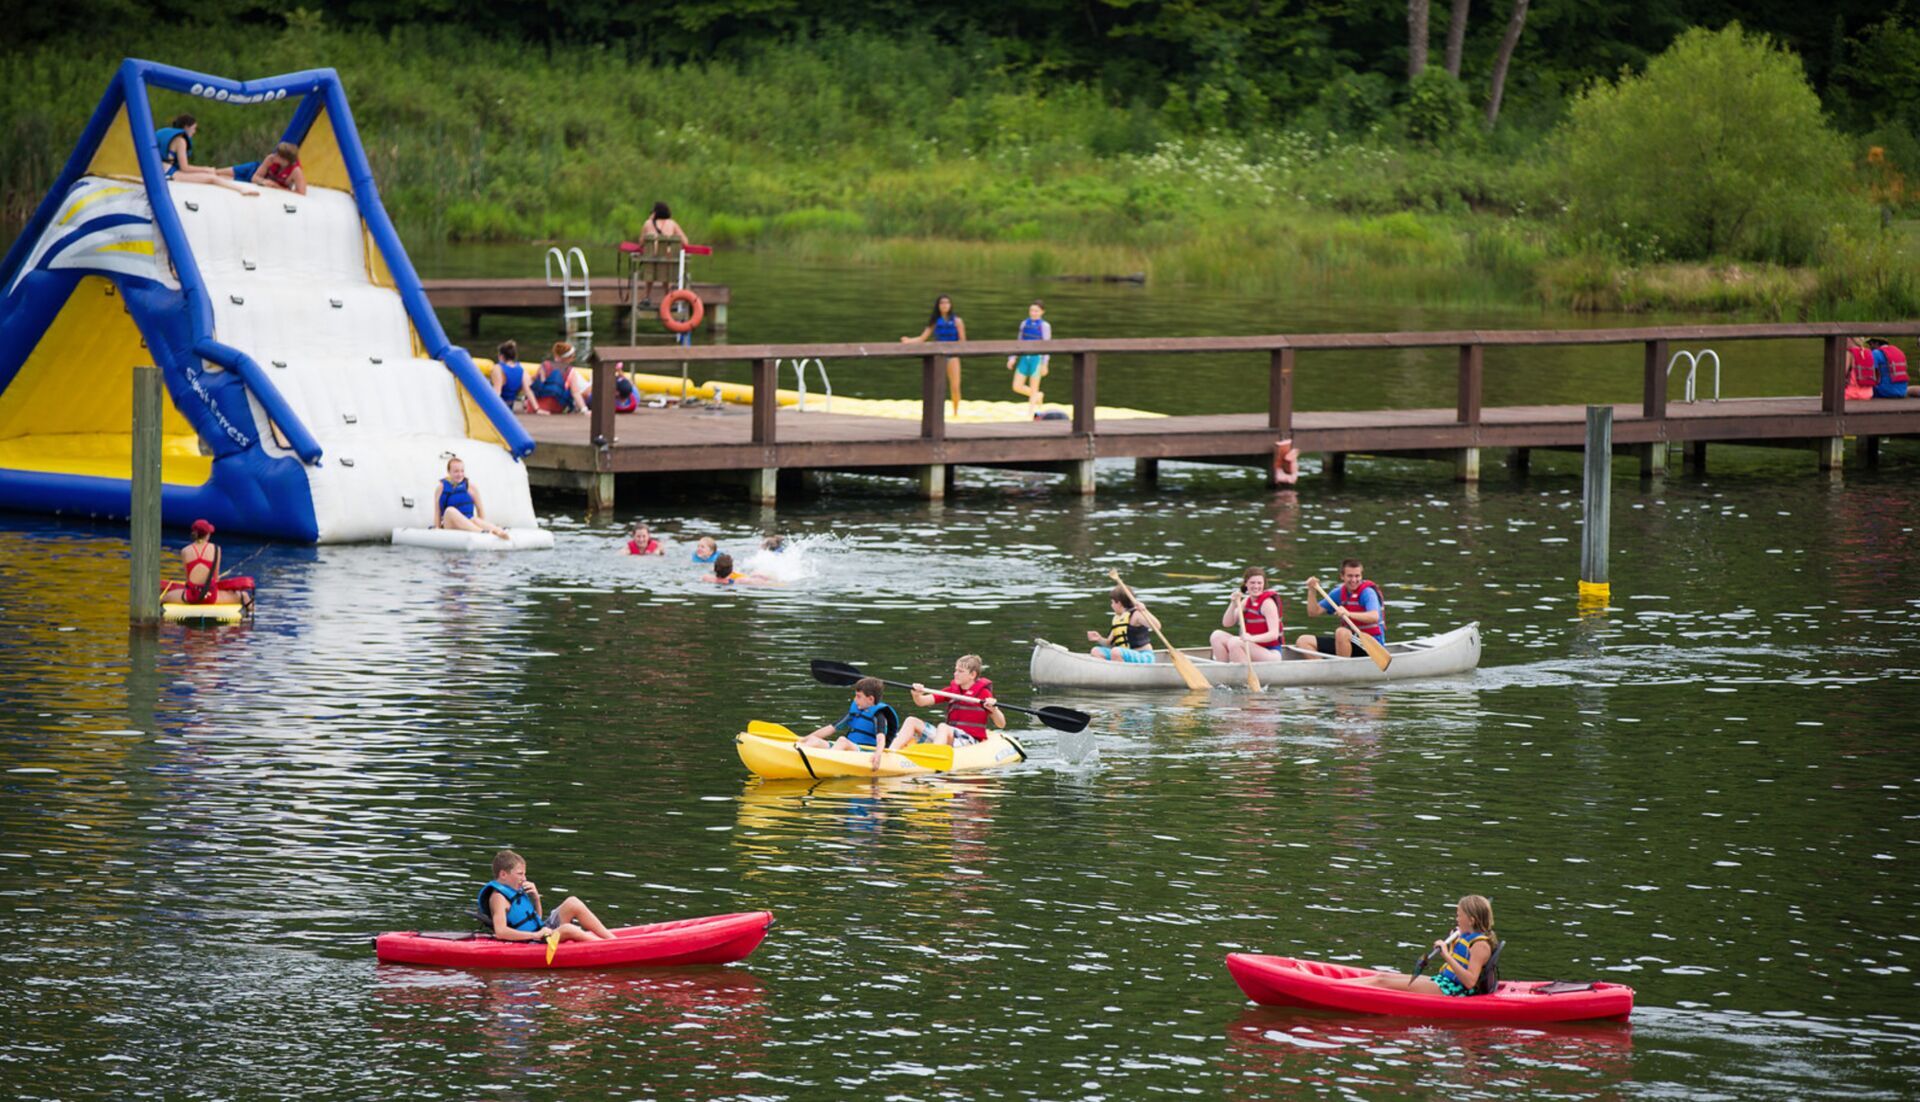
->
[
  {"left": 896, "top": 743, "right": 956, "bottom": 771},
  {"left": 1356, "top": 631, "right": 1393, "bottom": 671},
  {"left": 545, "top": 928, "right": 560, "bottom": 965},
  {"left": 747, "top": 720, "right": 798, "bottom": 740}
]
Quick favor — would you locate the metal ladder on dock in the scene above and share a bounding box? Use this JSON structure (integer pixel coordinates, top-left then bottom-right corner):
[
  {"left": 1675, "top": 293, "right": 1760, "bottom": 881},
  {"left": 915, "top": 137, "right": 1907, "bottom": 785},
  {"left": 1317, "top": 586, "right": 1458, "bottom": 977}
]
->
[
  {"left": 1666, "top": 348, "right": 1721, "bottom": 403},
  {"left": 544, "top": 246, "right": 593, "bottom": 355},
  {"left": 778, "top": 358, "right": 832, "bottom": 412}
]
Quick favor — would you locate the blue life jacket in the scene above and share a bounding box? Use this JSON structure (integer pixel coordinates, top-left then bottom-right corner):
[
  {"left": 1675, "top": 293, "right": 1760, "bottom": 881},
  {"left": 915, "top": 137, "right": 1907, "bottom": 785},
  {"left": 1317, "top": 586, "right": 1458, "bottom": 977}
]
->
[
  {"left": 531, "top": 363, "right": 576, "bottom": 408},
  {"left": 496, "top": 361, "right": 525, "bottom": 403},
  {"left": 933, "top": 316, "right": 960, "bottom": 342},
  {"left": 477, "top": 879, "right": 542, "bottom": 932},
  {"left": 837, "top": 701, "right": 901, "bottom": 748},
  {"left": 155, "top": 127, "right": 193, "bottom": 167},
  {"left": 1020, "top": 317, "right": 1046, "bottom": 341},
  {"left": 439, "top": 477, "right": 476, "bottom": 518},
  {"left": 692, "top": 548, "right": 720, "bottom": 563}
]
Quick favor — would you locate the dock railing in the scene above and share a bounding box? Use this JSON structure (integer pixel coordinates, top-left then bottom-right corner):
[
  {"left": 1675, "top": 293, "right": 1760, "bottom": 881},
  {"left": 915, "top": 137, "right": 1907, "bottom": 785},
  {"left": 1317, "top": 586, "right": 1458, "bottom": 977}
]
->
[{"left": 596, "top": 322, "right": 1920, "bottom": 449}]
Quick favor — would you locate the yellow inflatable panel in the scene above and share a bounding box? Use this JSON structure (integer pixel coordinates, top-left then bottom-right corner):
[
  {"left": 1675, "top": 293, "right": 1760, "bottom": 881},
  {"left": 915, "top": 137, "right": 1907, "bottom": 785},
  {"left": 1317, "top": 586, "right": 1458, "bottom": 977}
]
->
[
  {"left": 163, "top": 602, "right": 247, "bottom": 623},
  {"left": 618, "top": 369, "right": 1163, "bottom": 422}
]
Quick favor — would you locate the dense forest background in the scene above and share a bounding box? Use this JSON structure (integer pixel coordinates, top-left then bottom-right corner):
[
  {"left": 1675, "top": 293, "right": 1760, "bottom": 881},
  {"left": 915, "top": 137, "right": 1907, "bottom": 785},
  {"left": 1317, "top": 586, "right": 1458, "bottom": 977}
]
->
[{"left": 3, "top": 1, "right": 1916, "bottom": 315}]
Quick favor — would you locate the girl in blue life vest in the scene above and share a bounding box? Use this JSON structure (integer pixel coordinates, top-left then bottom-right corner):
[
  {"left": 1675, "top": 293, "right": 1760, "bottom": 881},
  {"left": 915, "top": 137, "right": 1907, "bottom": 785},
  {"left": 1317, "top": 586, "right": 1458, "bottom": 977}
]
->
[
  {"left": 901, "top": 294, "right": 966, "bottom": 417},
  {"left": 1006, "top": 300, "right": 1052, "bottom": 416},
  {"left": 477, "top": 849, "right": 614, "bottom": 944},
  {"left": 1347, "top": 895, "right": 1498, "bottom": 996},
  {"left": 798, "top": 677, "right": 901, "bottom": 754},
  {"left": 491, "top": 340, "right": 538, "bottom": 413},
  {"left": 434, "top": 455, "right": 510, "bottom": 539},
  {"left": 532, "top": 342, "right": 590, "bottom": 414},
  {"left": 154, "top": 114, "right": 259, "bottom": 195}
]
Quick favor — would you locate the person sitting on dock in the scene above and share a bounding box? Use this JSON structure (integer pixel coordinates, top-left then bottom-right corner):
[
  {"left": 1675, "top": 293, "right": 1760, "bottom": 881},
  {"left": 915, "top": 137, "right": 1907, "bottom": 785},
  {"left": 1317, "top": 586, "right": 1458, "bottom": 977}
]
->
[
  {"left": 627, "top": 522, "right": 664, "bottom": 555},
  {"left": 583, "top": 355, "right": 639, "bottom": 413},
  {"left": 491, "top": 340, "right": 539, "bottom": 413},
  {"left": 798, "top": 677, "right": 902, "bottom": 756},
  {"left": 1007, "top": 300, "right": 1051, "bottom": 416},
  {"left": 1295, "top": 559, "right": 1385, "bottom": 658},
  {"left": 434, "top": 455, "right": 510, "bottom": 539},
  {"left": 891, "top": 654, "right": 1007, "bottom": 753},
  {"left": 225, "top": 141, "right": 306, "bottom": 194},
  {"left": 1868, "top": 338, "right": 1909, "bottom": 399},
  {"left": 479, "top": 849, "right": 614, "bottom": 945},
  {"left": 160, "top": 519, "right": 255, "bottom": 610},
  {"left": 901, "top": 294, "right": 966, "bottom": 417},
  {"left": 637, "top": 202, "right": 687, "bottom": 308},
  {"left": 1087, "top": 585, "right": 1156, "bottom": 663},
  {"left": 1845, "top": 337, "right": 1880, "bottom": 402},
  {"left": 1346, "top": 894, "right": 1497, "bottom": 996},
  {"left": 1210, "top": 567, "right": 1284, "bottom": 664},
  {"left": 155, "top": 114, "right": 258, "bottom": 195},
  {"left": 532, "top": 342, "right": 590, "bottom": 414}
]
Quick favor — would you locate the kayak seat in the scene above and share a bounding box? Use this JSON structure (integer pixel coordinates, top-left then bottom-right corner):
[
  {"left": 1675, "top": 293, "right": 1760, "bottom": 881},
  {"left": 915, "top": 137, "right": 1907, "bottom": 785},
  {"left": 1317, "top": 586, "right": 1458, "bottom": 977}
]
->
[
  {"left": 1473, "top": 939, "right": 1505, "bottom": 995},
  {"left": 1535, "top": 980, "right": 1600, "bottom": 995},
  {"left": 420, "top": 931, "right": 483, "bottom": 942}
]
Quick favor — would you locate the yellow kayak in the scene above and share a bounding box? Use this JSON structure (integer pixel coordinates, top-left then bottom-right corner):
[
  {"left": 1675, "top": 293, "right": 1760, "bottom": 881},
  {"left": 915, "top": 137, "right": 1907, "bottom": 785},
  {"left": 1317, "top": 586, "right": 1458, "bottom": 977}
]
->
[{"left": 734, "top": 729, "right": 1027, "bottom": 780}]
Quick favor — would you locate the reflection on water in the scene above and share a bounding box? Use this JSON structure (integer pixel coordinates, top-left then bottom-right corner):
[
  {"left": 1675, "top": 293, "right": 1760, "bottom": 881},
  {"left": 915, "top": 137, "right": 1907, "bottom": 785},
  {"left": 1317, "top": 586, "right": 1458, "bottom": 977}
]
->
[{"left": 3, "top": 455, "right": 1919, "bottom": 1097}]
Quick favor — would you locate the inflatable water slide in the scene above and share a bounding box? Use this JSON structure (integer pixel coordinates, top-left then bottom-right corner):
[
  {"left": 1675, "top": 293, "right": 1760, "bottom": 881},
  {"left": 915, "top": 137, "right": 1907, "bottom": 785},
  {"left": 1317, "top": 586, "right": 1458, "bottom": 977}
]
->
[{"left": 0, "top": 60, "right": 538, "bottom": 542}]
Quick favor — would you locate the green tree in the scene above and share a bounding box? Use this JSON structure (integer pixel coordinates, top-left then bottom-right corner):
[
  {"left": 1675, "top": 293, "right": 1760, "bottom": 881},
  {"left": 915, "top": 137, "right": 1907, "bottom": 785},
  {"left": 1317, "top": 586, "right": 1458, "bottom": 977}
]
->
[{"left": 1559, "top": 23, "right": 1853, "bottom": 263}]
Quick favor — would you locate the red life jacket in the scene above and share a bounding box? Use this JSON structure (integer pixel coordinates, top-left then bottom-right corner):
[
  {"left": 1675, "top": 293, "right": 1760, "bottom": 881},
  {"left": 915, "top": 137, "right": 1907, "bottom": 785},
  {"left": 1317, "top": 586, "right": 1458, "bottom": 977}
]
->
[
  {"left": 1848, "top": 346, "right": 1880, "bottom": 388},
  {"left": 626, "top": 537, "right": 660, "bottom": 555},
  {"left": 261, "top": 158, "right": 300, "bottom": 187},
  {"left": 940, "top": 677, "right": 996, "bottom": 741},
  {"left": 1882, "top": 345, "right": 1908, "bottom": 385},
  {"left": 1336, "top": 580, "right": 1385, "bottom": 640},
  {"left": 1240, "top": 589, "right": 1283, "bottom": 642}
]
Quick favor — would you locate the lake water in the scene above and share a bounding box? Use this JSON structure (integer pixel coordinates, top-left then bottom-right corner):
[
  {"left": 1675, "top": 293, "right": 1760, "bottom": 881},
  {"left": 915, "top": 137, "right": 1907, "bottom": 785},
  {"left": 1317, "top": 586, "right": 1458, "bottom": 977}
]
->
[{"left": 2, "top": 246, "right": 1918, "bottom": 1098}]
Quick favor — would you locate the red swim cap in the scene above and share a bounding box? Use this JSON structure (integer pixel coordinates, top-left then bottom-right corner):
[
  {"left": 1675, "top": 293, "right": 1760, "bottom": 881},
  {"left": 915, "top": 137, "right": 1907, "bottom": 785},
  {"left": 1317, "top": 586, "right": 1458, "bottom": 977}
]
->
[{"left": 190, "top": 519, "right": 215, "bottom": 536}]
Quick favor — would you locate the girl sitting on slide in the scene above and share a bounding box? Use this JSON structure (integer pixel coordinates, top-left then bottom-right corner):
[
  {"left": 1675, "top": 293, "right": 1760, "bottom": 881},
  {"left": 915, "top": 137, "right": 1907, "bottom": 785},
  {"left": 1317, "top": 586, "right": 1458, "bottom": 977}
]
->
[
  {"left": 435, "top": 456, "right": 509, "bottom": 539},
  {"left": 225, "top": 141, "right": 306, "bottom": 195},
  {"left": 155, "top": 115, "right": 258, "bottom": 195}
]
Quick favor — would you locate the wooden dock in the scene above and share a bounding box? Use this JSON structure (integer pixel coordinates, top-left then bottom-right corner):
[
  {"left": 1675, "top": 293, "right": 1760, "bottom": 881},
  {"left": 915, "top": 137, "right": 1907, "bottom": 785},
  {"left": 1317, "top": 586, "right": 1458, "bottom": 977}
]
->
[
  {"left": 422, "top": 277, "right": 731, "bottom": 337},
  {"left": 522, "top": 323, "right": 1920, "bottom": 507}
]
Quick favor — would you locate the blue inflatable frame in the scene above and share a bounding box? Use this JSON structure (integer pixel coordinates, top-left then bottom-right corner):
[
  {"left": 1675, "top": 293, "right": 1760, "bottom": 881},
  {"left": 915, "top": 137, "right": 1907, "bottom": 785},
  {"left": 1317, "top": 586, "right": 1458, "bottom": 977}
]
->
[{"left": 0, "top": 59, "right": 535, "bottom": 541}]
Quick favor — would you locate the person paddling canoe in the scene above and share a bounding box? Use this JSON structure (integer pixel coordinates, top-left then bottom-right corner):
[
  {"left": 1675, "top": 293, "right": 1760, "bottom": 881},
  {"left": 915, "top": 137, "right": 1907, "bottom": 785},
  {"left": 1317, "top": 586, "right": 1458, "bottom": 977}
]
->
[
  {"left": 1346, "top": 894, "right": 1498, "bottom": 996},
  {"left": 1296, "top": 558, "right": 1384, "bottom": 658},
  {"left": 1210, "top": 566, "right": 1283, "bottom": 663},
  {"left": 1088, "top": 586, "right": 1156, "bottom": 663}
]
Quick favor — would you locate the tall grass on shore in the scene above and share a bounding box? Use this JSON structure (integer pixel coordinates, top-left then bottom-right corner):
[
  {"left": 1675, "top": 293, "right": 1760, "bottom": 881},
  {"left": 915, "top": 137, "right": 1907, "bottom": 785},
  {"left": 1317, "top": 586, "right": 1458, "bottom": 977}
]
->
[{"left": 3, "top": 25, "right": 1913, "bottom": 318}]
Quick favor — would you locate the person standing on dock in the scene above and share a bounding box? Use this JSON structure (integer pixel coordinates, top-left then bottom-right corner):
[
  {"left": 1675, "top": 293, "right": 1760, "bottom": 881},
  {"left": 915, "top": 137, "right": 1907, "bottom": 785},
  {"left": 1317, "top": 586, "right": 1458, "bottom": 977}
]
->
[
  {"left": 490, "top": 340, "right": 540, "bottom": 413},
  {"left": 1296, "top": 559, "right": 1385, "bottom": 658},
  {"left": 902, "top": 294, "right": 966, "bottom": 417},
  {"left": 1007, "top": 300, "right": 1051, "bottom": 416}
]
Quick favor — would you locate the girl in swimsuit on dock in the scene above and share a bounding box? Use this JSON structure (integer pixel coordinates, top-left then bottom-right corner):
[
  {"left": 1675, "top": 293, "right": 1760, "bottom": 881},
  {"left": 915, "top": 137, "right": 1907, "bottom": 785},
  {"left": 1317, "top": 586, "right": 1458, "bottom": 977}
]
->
[{"left": 902, "top": 294, "right": 966, "bottom": 417}]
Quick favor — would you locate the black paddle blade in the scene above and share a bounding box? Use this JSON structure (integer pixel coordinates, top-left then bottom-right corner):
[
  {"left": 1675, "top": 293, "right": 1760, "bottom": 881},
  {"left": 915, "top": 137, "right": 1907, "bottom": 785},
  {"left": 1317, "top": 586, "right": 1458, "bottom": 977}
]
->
[
  {"left": 810, "top": 659, "right": 864, "bottom": 687},
  {"left": 1034, "top": 705, "right": 1091, "bottom": 733}
]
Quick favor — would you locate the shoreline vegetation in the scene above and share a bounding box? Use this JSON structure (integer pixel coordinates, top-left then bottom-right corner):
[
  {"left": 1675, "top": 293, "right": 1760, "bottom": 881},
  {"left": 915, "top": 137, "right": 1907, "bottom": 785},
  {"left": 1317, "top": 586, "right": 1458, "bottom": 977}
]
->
[{"left": 4, "top": 20, "right": 1916, "bottom": 320}]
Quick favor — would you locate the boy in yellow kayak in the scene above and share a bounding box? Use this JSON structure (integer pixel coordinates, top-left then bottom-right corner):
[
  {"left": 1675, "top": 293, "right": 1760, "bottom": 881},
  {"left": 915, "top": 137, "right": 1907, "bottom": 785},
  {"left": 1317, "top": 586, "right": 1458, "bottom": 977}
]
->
[
  {"left": 798, "top": 677, "right": 902, "bottom": 762},
  {"left": 477, "top": 849, "right": 614, "bottom": 944}
]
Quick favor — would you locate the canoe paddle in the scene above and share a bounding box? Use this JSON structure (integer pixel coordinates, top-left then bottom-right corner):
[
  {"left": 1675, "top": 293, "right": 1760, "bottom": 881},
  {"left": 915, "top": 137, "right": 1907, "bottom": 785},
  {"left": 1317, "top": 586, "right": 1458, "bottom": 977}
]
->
[
  {"left": 1235, "top": 600, "right": 1262, "bottom": 692},
  {"left": 1306, "top": 578, "right": 1391, "bottom": 671},
  {"left": 809, "top": 660, "right": 1091, "bottom": 734},
  {"left": 1108, "top": 571, "right": 1212, "bottom": 691},
  {"left": 744, "top": 715, "right": 955, "bottom": 771}
]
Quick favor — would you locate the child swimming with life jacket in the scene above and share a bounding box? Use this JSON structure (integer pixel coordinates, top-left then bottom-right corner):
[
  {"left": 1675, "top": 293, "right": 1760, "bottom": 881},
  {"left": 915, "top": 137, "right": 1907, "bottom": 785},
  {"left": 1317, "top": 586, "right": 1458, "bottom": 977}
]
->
[
  {"left": 1006, "top": 300, "right": 1052, "bottom": 416},
  {"left": 491, "top": 340, "right": 540, "bottom": 414},
  {"left": 890, "top": 655, "right": 1007, "bottom": 758},
  {"left": 1087, "top": 585, "right": 1157, "bottom": 663},
  {"left": 700, "top": 553, "right": 773, "bottom": 586},
  {"left": 160, "top": 519, "right": 255, "bottom": 609},
  {"left": 531, "top": 342, "right": 590, "bottom": 414},
  {"left": 224, "top": 141, "right": 306, "bottom": 195},
  {"left": 691, "top": 536, "right": 722, "bottom": 564},
  {"left": 798, "top": 676, "right": 902, "bottom": 756},
  {"left": 477, "top": 849, "right": 614, "bottom": 945},
  {"left": 626, "top": 522, "right": 664, "bottom": 555},
  {"left": 901, "top": 294, "right": 966, "bottom": 417},
  {"left": 1210, "top": 567, "right": 1284, "bottom": 663},
  {"left": 1347, "top": 894, "right": 1499, "bottom": 996},
  {"left": 434, "top": 455, "right": 510, "bottom": 539},
  {"left": 153, "top": 114, "right": 259, "bottom": 195}
]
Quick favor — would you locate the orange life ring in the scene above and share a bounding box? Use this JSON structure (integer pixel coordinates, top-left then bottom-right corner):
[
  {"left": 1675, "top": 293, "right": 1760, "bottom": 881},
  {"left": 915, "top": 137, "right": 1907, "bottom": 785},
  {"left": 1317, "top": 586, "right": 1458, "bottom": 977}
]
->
[
  {"left": 660, "top": 289, "right": 704, "bottom": 333},
  {"left": 1272, "top": 438, "right": 1301, "bottom": 486}
]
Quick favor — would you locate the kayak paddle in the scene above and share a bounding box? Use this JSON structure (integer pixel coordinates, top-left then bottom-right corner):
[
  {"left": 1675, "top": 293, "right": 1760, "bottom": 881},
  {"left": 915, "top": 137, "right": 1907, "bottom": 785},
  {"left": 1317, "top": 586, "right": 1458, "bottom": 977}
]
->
[
  {"left": 746, "top": 719, "right": 798, "bottom": 740},
  {"left": 1109, "top": 570, "right": 1212, "bottom": 691},
  {"left": 1306, "top": 578, "right": 1391, "bottom": 671},
  {"left": 545, "top": 926, "right": 561, "bottom": 966},
  {"left": 1235, "top": 600, "right": 1263, "bottom": 692},
  {"left": 809, "top": 660, "right": 1091, "bottom": 734}
]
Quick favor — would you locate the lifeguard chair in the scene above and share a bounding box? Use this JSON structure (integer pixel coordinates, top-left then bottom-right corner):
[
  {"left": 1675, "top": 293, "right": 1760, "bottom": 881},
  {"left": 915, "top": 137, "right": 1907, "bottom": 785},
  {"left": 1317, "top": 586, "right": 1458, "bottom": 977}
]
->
[{"left": 617, "top": 234, "right": 711, "bottom": 344}]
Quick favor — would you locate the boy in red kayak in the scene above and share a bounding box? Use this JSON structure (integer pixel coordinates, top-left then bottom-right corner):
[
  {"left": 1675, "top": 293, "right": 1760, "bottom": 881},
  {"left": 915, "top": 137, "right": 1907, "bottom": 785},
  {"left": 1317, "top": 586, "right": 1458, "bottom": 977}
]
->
[
  {"left": 477, "top": 850, "right": 614, "bottom": 944},
  {"left": 890, "top": 654, "right": 1006, "bottom": 751}
]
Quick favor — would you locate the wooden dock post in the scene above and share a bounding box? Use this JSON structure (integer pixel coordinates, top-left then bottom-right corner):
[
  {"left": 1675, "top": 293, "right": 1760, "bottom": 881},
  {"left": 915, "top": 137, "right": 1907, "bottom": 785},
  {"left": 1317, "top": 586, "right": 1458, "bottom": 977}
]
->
[
  {"left": 918, "top": 463, "right": 947, "bottom": 501},
  {"left": 1135, "top": 458, "right": 1159, "bottom": 487},
  {"left": 589, "top": 355, "right": 617, "bottom": 448},
  {"left": 746, "top": 467, "right": 777, "bottom": 505},
  {"left": 1455, "top": 344, "right": 1482, "bottom": 482},
  {"left": 1072, "top": 352, "right": 1098, "bottom": 436},
  {"left": 130, "top": 363, "right": 162, "bottom": 626},
  {"left": 920, "top": 355, "right": 945, "bottom": 442},
  {"left": 1580, "top": 404, "right": 1612, "bottom": 609}
]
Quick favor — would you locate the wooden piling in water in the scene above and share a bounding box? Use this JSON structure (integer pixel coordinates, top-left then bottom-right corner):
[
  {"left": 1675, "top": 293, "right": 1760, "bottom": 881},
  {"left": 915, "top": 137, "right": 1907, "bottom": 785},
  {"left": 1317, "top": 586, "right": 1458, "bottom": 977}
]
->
[
  {"left": 1580, "top": 404, "right": 1611, "bottom": 607},
  {"left": 130, "top": 363, "right": 162, "bottom": 626}
]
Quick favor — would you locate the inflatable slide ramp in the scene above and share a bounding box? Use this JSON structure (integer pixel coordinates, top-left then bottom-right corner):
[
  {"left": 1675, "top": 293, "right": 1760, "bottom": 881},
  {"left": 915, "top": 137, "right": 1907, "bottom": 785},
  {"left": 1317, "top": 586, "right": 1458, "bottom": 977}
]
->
[{"left": 0, "top": 60, "right": 538, "bottom": 542}]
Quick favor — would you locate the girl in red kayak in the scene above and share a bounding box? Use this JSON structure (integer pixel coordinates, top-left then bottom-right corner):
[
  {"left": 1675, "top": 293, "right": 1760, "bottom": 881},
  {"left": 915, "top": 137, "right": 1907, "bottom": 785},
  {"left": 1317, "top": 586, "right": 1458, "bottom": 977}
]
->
[
  {"left": 1349, "top": 894, "right": 1497, "bottom": 995},
  {"left": 160, "top": 519, "right": 255, "bottom": 610}
]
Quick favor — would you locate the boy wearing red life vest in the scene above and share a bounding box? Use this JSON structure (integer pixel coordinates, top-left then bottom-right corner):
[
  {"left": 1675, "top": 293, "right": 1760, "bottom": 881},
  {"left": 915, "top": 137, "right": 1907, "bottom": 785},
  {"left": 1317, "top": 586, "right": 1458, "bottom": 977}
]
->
[
  {"left": 1867, "top": 338, "right": 1909, "bottom": 400},
  {"left": 1296, "top": 558, "right": 1385, "bottom": 658},
  {"left": 890, "top": 654, "right": 1006, "bottom": 753}
]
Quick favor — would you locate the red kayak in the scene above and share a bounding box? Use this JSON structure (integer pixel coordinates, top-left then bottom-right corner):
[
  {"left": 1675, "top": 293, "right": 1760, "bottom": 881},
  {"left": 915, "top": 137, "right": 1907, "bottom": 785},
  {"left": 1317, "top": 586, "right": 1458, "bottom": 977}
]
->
[
  {"left": 1227, "top": 954, "right": 1634, "bottom": 1023},
  {"left": 375, "top": 911, "right": 773, "bottom": 970}
]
